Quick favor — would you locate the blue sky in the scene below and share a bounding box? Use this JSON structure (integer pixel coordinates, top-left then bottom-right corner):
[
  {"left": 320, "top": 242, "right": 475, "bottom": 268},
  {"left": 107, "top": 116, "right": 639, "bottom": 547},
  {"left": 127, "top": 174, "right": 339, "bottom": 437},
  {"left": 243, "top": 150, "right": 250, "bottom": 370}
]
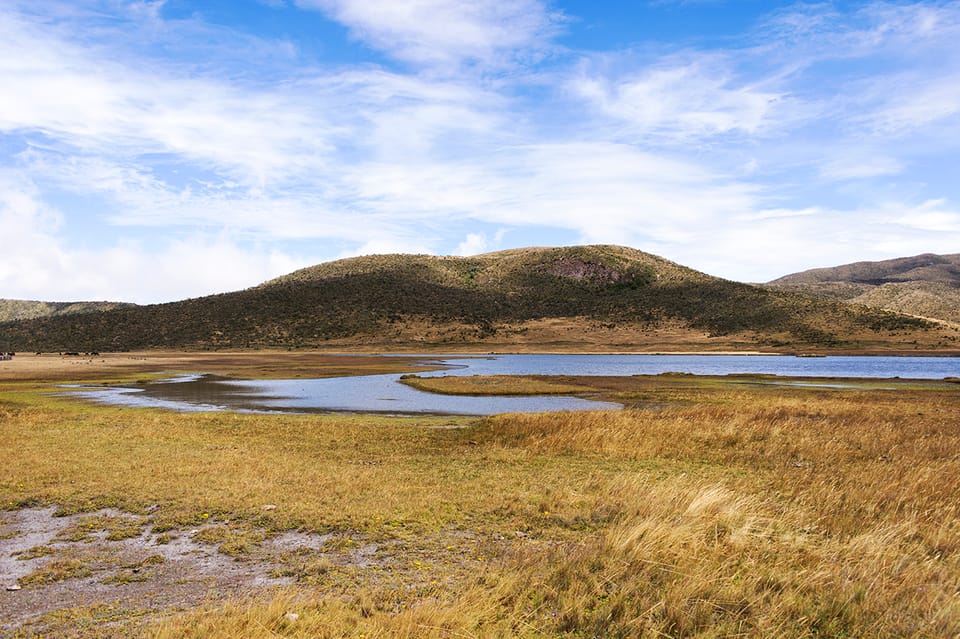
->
[{"left": 2, "top": 0, "right": 960, "bottom": 303}]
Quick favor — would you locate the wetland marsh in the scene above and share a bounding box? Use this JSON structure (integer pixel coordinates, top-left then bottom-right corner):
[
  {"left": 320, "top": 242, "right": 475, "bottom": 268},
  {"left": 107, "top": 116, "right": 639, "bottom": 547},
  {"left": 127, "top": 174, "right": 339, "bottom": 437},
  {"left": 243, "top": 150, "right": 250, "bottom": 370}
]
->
[
  {"left": 62, "top": 353, "right": 960, "bottom": 416},
  {"left": 1, "top": 351, "right": 959, "bottom": 637}
]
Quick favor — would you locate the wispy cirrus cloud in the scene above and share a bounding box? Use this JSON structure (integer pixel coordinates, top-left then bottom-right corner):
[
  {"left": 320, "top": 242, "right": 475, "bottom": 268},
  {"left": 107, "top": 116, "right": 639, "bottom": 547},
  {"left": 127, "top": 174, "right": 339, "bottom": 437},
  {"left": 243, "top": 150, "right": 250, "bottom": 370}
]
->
[
  {"left": 856, "top": 72, "right": 960, "bottom": 136},
  {"left": 571, "top": 53, "right": 784, "bottom": 141},
  {"left": 0, "top": 12, "right": 340, "bottom": 187},
  {"left": 294, "top": 0, "right": 564, "bottom": 69},
  {"left": 756, "top": 1, "right": 960, "bottom": 136},
  {"left": 818, "top": 154, "right": 903, "bottom": 180}
]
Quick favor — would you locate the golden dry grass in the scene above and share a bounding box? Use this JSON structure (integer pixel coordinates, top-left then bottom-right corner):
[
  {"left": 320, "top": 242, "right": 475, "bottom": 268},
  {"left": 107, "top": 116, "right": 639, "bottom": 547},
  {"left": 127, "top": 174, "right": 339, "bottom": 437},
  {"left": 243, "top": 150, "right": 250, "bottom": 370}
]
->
[
  {"left": 399, "top": 374, "right": 594, "bottom": 396},
  {"left": 2, "top": 372, "right": 959, "bottom": 637}
]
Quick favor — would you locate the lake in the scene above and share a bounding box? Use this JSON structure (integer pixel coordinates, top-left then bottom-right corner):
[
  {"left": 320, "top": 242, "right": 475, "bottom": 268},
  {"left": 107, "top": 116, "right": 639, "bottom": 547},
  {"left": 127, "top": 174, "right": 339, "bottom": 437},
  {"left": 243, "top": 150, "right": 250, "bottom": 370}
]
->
[
  {"left": 413, "top": 353, "right": 960, "bottom": 379},
  {"left": 70, "top": 353, "right": 959, "bottom": 416}
]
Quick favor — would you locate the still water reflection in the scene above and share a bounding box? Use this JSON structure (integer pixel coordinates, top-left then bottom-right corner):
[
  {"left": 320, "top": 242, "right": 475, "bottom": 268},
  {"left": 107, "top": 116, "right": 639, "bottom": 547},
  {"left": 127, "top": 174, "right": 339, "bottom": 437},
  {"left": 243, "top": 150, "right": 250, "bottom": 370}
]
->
[{"left": 71, "top": 371, "right": 621, "bottom": 416}]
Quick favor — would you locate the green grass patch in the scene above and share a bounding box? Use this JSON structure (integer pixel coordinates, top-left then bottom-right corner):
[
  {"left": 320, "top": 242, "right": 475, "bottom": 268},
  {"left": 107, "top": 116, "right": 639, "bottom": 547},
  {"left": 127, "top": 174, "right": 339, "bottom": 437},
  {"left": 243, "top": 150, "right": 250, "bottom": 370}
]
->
[
  {"left": 56, "top": 514, "right": 145, "bottom": 543},
  {"left": 192, "top": 524, "right": 267, "bottom": 558},
  {"left": 18, "top": 556, "right": 93, "bottom": 587},
  {"left": 14, "top": 544, "right": 58, "bottom": 560}
]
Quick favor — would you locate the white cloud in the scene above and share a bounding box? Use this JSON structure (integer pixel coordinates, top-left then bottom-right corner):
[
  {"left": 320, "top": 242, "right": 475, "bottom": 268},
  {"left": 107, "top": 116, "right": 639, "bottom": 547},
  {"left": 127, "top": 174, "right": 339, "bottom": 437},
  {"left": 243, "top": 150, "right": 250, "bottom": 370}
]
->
[
  {"left": 764, "top": 3, "right": 960, "bottom": 133},
  {"left": 0, "top": 174, "right": 68, "bottom": 297},
  {"left": 0, "top": 213, "right": 321, "bottom": 305},
  {"left": 859, "top": 74, "right": 960, "bottom": 135},
  {"left": 0, "top": 0, "right": 514, "bottom": 242},
  {"left": 761, "top": 2, "right": 960, "bottom": 58},
  {"left": 126, "top": 1, "right": 166, "bottom": 22},
  {"left": 0, "top": 170, "right": 322, "bottom": 304},
  {"left": 892, "top": 199, "right": 960, "bottom": 233},
  {"left": 0, "top": 6, "right": 338, "bottom": 188},
  {"left": 572, "top": 55, "right": 783, "bottom": 140},
  {"left": 455, "top": 232, "right": 488, "bottom": 256},
  {"left": 489, "top": 142, "right": 758, "bottom": 244},
  {"left": 109, "top": 234, "right": 316, "bottom": 302},
  {"left": 819, "top": 155, "right": 903, "bottom": 180},
  {"left": 339, "top": 237, "right": 435, "bottom": 259},
  {"left": 295, "top": 0, "right": 561, "bottom": 68},
  {"left": 326, "top": 141, "right": 761, "bottom": 255},
  {"left": 669, "top": 200, "right": 960, "bottom": 283}
]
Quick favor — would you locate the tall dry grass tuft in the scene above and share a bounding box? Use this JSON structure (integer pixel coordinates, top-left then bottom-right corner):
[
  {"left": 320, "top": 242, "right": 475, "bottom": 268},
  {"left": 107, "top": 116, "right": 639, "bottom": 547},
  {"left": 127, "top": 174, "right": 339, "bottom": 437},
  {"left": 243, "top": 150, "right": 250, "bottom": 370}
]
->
[
  {"left": 466, "top": 390, "right": 960, "bottom": 636},
  {"left": 530, "top": 476, "right": 958, "bottom": 636},
  {"left": 153, "top": 469, "right": 960, "bottom": 637}
]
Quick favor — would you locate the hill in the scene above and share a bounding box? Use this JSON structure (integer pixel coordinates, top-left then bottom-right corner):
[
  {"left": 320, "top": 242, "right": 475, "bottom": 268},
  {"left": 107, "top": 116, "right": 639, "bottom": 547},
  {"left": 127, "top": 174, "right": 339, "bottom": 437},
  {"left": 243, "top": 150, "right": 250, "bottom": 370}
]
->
[
  {"left": 1, "top": 245, "right": 956, "bottom": 352},
  {"left": 0, "top": 299, "right": 135, "bottom": 323},
  {"left": 767, "top": 253, "right": 960, "bottom": 324}
]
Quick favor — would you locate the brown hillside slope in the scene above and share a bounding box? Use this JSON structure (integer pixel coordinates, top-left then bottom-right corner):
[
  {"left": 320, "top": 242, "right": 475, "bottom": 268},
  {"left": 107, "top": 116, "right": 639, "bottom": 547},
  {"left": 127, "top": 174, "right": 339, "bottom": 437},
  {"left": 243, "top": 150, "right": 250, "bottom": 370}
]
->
[{"left": 767, "top": 253, "right": 960, "bottom": 324}]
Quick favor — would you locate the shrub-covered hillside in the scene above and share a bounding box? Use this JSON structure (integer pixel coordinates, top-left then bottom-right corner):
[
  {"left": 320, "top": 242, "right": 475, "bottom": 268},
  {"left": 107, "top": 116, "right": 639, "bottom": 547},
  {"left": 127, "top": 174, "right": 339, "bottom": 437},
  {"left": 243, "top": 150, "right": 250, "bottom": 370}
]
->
[{"left": 1, "top": 245, "right": 954, "bottom": 352}]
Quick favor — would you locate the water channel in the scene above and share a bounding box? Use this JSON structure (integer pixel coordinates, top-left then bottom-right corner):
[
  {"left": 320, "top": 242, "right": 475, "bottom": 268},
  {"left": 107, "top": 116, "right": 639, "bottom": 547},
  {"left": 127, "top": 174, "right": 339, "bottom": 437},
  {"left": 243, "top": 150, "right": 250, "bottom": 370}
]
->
[{"left": 70, "top": 354, "right": 960, "bottom": 416}]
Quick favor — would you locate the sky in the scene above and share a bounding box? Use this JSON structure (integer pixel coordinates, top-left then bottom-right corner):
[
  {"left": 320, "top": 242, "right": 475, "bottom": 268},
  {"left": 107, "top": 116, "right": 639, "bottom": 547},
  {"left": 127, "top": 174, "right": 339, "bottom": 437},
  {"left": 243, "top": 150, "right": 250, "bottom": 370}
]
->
[{"left": 2, "top": 0, "right": 960, "bottom": 304}]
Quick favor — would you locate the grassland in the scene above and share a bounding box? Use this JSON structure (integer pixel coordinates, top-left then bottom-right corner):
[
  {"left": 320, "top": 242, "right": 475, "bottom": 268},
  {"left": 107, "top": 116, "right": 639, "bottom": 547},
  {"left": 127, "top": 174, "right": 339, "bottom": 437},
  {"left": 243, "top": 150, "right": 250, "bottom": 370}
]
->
[{"left": 1, "top": 355, "right": 959, "bottom": 637}]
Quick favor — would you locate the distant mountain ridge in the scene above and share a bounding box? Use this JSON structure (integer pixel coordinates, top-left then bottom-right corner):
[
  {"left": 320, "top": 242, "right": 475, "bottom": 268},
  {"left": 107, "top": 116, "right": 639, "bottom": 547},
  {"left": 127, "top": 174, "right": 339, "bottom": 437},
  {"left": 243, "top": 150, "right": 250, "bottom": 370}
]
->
[
  {"left": 0, "top": 299, "right": 135, "bottom": 323},
  {"left": 0, "top": 245, "right": 955, "bottom": 352},
  {"left": 767, "top": 253, "right": 960, "bottom": 324}
]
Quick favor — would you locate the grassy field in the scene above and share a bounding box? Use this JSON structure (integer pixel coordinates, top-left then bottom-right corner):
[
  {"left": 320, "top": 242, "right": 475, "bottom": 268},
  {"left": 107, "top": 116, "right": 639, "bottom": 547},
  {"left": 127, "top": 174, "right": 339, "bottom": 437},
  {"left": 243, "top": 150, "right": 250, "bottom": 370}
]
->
[{"left": 1, "top": 355, "right": 959, "bottom": 637}]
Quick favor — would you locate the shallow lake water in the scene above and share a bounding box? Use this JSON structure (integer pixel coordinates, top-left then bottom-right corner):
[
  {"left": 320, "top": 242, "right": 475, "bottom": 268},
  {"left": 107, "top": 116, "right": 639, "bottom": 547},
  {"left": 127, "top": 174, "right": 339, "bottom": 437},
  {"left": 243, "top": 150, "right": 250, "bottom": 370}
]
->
[
  {"left": 70, "top": 371, "right": 622, "bottom": 416},
  {"left": 70, "top": 353, "right": 959, "bottom": 416},
  {"left": 412, "top": 353, "right": 960, "bottom": 379}
]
